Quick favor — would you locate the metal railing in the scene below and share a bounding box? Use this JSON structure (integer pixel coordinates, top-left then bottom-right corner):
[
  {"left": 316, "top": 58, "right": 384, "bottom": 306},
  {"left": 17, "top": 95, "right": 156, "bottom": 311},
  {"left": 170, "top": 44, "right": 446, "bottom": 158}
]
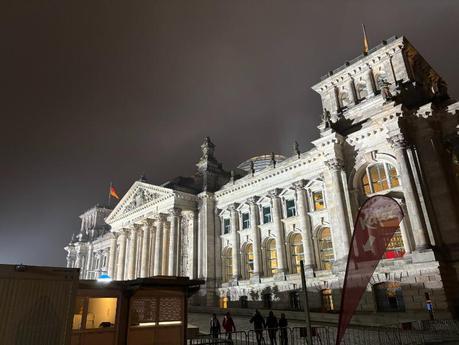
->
[{"left": 188, "top": 323, "right": 459, "bottom": 345}]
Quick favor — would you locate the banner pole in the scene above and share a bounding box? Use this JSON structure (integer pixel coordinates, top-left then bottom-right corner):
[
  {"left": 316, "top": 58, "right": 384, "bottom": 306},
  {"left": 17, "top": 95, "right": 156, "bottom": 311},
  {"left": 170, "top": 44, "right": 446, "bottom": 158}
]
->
[
  {"left": 108, "top": 182, "right": 112, "bottom": 208},
  {"left": 300, "top": 260, "right": 313, "bottom": 345}
]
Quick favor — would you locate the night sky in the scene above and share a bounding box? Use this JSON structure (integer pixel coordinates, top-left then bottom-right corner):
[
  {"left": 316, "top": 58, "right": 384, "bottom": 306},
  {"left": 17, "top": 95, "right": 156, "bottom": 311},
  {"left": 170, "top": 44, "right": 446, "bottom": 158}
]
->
[{"left": 1, "top": 1, "right": 458, "bottom": 267}]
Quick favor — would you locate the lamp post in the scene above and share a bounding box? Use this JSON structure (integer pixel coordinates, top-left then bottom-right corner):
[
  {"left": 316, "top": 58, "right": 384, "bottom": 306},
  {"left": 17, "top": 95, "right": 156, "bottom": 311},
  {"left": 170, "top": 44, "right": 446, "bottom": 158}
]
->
[{"left": 300, "top": 260, "right": 313, "bottom": 345}]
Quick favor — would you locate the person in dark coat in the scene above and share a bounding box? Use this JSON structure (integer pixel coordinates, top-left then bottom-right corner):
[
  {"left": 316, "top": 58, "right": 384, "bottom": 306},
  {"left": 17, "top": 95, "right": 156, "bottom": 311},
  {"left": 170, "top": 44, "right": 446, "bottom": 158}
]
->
[
  {"left": 278, "top": 313, "right": 288, "bottom": 345},
  {"left": 222, "top": 312, "right": 236, "bottom": 341},
  {"left": 250, "top": 309, "right": 266, "bottom": 345},
  {"left": 210, "top": 313, "right": 221, "bottom": 339},
  {"left": 265, "top": 311, "right": 278, "bottom": 345}
]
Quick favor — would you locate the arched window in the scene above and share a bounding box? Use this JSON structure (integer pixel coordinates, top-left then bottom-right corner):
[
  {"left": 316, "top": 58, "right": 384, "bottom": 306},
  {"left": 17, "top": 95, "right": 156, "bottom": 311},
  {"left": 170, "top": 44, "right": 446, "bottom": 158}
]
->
[
  {"left": 223, "top": 248, "right": 233, "bottom": 283},
  {"left": 361, "top": 162, "right": 400, "bottom": 195},
  {"left": 384, "top": 229, "right": 405, "bottom": 259},
  {"left": 290, "top": 233, "right": 304, "bottom": 274},
  {"left": 318, "top": 227, "right": 334, "bottom": 270},
  {"left": 266, "top": 239, "right": 278, "bottom": 276},
  {"left": 374, "top": 282, "right": 405, "bottom": 312},
  {"left": 244, "top": 244, "right": 254, "bottom": 279}
]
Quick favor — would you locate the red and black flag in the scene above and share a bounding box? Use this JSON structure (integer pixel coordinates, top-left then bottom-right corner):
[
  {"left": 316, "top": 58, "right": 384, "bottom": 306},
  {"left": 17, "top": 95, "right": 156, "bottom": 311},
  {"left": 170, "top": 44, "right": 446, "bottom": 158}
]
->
[{"left": 336, "top": 195, "right": 404, "bottom": 345}]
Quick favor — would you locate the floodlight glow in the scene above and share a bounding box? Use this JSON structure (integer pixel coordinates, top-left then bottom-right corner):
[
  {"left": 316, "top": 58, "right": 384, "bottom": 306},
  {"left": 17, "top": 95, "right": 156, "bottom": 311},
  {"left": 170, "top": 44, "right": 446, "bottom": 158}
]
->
[{"left": 97, "top": 274, "right": 112, "bottom": 283}]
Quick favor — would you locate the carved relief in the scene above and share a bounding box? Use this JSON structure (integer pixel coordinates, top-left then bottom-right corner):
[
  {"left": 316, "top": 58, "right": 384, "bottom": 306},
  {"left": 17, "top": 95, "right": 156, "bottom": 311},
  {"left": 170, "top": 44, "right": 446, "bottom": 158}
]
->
[{"left": 124, "top": 188, "right": 159, "bottom": 213}]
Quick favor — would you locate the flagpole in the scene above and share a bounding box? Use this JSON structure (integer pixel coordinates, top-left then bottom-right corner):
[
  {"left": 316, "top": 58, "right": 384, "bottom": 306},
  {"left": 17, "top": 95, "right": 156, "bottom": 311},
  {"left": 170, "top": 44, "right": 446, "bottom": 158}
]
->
[
  {"left": 300, "top": 260, "right": 313, "bottom": 345},
  {"left": 362, "top": 23, "right": 369, "bottom": 54},
  {"left": 108, "top": 182, "right": 112, "bottom": 208}
]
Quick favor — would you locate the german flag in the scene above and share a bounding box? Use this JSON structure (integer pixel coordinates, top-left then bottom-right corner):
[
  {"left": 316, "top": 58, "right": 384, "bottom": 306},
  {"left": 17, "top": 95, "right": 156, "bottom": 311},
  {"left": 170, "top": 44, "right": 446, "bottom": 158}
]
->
[{"left": 110, "top": 185, "right": 120, "bottom": 200}]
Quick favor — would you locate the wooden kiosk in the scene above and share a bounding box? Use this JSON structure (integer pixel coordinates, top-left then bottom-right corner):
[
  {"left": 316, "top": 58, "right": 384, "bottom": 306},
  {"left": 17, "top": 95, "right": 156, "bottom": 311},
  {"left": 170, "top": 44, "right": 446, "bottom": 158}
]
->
[{"left": 71, "top": 276, "right": 203, "bottom": 345}]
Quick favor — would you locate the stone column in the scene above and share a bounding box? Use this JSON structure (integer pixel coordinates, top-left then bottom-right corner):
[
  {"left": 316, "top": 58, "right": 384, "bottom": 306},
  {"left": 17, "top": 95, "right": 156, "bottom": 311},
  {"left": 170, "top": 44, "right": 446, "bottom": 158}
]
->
[
  {"left": 140, "top": 220, "right": 152, "bottom": 278},
  {"left": 85, "top": 243, "right": 93, "bottom": 279},
  {"left": 347, "top": 78, "right": 357, "bottom": 105},
  {"left": 116, "top": 230, "right": 127, "bottom": 280},
  {"left": 364, "top": 66, "right": 376, "bottom": 96},
  {"left": 126, "top": 226, "right": 138, "bottom": 280},
  {"left": 330, "top": 86, "right": 340, "bottom": 114},
  {"left": 108, "top": 233, "right": 117, "bottom": 279},
  {"left": 154, "top": 214, "right": 165, "bottom": 275},
  {"left": 326, "top": 158, "right": 351, "bottom": 263},
  {"left": 229, "top": 204, "right": 241, "bottom": 280},
  {"left": 294, "top": 181, "right": 315, "bottom": 270},
  {"left": 389, "top": 134, "right": 429, "bottom": 250},
  {"left": 269, "top": 189, "right": 287, "bottom": 274},
  {"left": 168, "top": 208, "right": 181, "bottom": 276},
  {"left": 74, "top": 251, "right": 82, "bottom": 269},
  {"left": 248, "top": 197, "right": 262, "bottom": 279},
  {"left": 149, "top": 223, "right": 156, "bottom": 276}
]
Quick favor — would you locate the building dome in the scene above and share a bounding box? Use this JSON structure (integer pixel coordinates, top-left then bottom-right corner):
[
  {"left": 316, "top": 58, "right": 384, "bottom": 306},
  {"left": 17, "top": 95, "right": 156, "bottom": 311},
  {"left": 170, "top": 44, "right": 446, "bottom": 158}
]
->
[{"left": 237, "top": 154, "right": 286, "bottom": 173}]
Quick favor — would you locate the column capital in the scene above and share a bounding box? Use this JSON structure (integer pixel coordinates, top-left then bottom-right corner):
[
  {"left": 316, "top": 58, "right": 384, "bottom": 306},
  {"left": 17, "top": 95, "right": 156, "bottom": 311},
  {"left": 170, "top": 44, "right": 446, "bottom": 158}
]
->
[
  {"left": 325, "top": 158, "right": 344, "bottom": 171},
  {"left": 227, "top": 203, "right": 239, "bottom": 212},
  {"left": 155, "top": 213, "right": 168, "bottom": 222},
  {"left": 142, "top": 218, "right": 155, "bottom": 229},
  {"left": 388, "top": 133, "right": 408, "bottom": 150},
  {"left": 168, "top": 207, "right": 182, "bottom": 216},
  {"left": 293, "top": 179, "right": 307, "bottom": 189},
  {"left": 268, "top": 188, "right": 282, "bottom": 198},
  {"left": 118, "top": 228, "right": 129, "bottom": 237},
  {"left": 247, "top": 196, "right": 259, "bottom": 205}
]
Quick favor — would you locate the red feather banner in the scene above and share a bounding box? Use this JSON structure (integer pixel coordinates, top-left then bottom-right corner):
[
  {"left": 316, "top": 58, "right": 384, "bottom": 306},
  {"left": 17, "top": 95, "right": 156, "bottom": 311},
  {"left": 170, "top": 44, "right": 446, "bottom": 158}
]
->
[{"left": 336, "top": 195, "right": 404, "bottom": 345}]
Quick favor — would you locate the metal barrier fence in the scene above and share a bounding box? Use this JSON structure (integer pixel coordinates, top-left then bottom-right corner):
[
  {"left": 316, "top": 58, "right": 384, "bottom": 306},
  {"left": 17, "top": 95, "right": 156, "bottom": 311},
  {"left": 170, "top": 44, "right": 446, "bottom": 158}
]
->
[
  {"left": 411, "top": 319, "right": 459, "bottom": 334},
  {"left": 188, "top": 324, "right": 459, "bottom": 345}
]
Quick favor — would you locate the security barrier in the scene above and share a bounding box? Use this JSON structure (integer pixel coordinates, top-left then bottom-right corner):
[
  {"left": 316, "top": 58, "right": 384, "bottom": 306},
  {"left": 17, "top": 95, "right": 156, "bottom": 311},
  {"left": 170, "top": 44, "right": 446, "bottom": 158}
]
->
[{"left": 188, "top": 323, "right": 459, "bottom": 345}]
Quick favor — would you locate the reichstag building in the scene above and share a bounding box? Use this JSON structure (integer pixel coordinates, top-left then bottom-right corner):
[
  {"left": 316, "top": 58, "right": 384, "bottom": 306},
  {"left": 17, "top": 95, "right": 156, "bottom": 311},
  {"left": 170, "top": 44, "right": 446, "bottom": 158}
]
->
[{"left": 65, "top": 36, "right": 459, "bottom": 316}]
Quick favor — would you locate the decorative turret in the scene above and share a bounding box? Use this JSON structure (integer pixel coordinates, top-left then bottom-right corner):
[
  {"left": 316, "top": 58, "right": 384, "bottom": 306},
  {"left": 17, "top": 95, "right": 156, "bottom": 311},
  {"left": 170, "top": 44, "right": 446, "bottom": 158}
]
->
[{"left": 195, "top": 137, "right": 230, "bottom": 192}]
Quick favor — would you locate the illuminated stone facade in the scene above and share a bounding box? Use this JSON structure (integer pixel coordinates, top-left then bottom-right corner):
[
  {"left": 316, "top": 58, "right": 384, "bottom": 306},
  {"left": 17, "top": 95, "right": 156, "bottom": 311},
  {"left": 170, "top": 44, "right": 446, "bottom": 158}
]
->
[{"left": 65, "top": 36, "right": 459, "bottom": 316}]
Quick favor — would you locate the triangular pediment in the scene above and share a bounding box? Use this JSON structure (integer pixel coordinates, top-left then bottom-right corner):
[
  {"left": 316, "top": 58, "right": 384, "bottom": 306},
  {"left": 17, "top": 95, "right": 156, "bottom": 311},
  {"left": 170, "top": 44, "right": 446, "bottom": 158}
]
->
[{"left": 105, "top": 181, "right": 174, "bottom": 224}]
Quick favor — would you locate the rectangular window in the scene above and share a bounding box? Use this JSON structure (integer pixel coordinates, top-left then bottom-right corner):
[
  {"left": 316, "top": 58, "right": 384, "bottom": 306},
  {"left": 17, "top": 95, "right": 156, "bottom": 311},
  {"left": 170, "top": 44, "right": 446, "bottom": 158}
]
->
[
  {"left": 223, "top": 218, "right": 230, "bottom": 234},
  {"left": 262, "top": 206, "right": 272, "bottom": 224},
  {"left": 313, "top": 191, "right": 325, "bottom": 211},
  {"left": 286, "top": 199, "right": 296, "bottom": 217},
  {"left": 86, "top": 297, "right": 117, "bottom": 329},
  {"left": 242, "top": 213, "right": 250, "bottom": 229}
]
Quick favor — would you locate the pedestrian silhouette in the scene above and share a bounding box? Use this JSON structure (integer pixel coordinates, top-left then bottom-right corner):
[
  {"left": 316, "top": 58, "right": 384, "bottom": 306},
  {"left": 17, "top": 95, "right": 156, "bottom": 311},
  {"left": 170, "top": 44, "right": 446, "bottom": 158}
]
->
[
  {"left": 266, "top": 311, "right": 278, "bottom": 345},
  {"left": 250, "top": 309, "right": 266, "bottom": 345}
]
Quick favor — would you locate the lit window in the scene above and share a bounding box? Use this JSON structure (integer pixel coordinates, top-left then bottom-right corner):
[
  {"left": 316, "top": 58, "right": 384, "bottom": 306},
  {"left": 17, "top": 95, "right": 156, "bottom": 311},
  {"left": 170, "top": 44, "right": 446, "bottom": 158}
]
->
[
  {"left": 290, "top": 233, "right": 304, "bottom": 273},
  {"left": 242, "top": 213, "right": 250, "bottom": 229},
  {"left": 223, "top": 218, "right": 230, "bottom": 234},
  {"left": 286, "top": 199, "right": 296, "bottom": 217},
  {"left": 318, "top": 227, "right": 334, "bottom": 270},
  {"left": 267, "top": 240, "right": 277, "bottom": 276},
  {"left": 86, "top": 298, "right": 117, "bottom": 329},
  {"left": 374, "top": 282, "right": 405, "bottom": 312},
  {"left": 361, "top": 163, "right": 400, "bottom": 195},
  {"left": 262, "top": 206, "right": 272, "bottom": 224},
  {"left": 223, "top": 248, "right": 232, "bottom": 282},
  {"left": 321, "top": 289, "right": 334, "bottom": 312},
  {"left": 384, "top": 228, "right": 405, "bottom": 259},
  {"left": 312, "top": 191, "right": 325, "bottom": 211},
  {"left": 245, "top": 244, "right": 254, "bottom": 278}
]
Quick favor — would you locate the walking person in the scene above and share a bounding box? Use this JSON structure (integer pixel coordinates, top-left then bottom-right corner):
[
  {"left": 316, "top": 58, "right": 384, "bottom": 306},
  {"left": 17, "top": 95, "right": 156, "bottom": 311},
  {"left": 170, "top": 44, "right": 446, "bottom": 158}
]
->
[
  {"left": 278, "top": 313, "right": 288, "bottom": 345},
  {"left": 209, "top": 313, "right": 221, "bottom": 341},
  {"left": 250, "top": 309, "right": 266, "bottom": 345},
  {"left": 222, "top": 312, "right": 236, "bottom": 342},
  {"left": 266, "top": 311, "right": 278, "bottom": 345}
]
